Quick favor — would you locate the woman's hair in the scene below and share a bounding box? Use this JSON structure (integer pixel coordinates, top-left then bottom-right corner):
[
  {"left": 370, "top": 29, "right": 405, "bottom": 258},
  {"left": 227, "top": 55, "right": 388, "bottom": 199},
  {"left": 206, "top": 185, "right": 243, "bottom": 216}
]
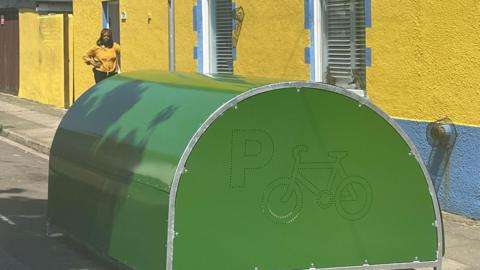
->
[{"left": 96, "top": 28, "right": 114, "bottom": 48}]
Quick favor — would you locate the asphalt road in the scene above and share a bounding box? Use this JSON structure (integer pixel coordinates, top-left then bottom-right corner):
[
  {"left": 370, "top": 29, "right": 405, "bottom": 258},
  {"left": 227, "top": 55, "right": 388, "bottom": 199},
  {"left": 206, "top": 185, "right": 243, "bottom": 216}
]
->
[{"left": 0, "top": 138, "right": 111, "bottom": 270}]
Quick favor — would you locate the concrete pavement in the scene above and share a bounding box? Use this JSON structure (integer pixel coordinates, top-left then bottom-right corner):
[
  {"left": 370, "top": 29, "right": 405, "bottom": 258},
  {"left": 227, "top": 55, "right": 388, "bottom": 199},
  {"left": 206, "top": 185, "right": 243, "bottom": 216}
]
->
[
  {"left": 0, "top": 93, "right": 65, "bottom": 155},
  {"left": 0, "top": 92, "right": 479, "bottom": 269}
]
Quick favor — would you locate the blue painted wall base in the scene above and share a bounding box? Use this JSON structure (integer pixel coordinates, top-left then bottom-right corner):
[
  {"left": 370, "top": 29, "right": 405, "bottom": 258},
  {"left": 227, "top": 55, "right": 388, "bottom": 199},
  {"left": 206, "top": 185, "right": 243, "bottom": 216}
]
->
[{"left": 396, "top": 118, "right": 480, "bottom": 219}]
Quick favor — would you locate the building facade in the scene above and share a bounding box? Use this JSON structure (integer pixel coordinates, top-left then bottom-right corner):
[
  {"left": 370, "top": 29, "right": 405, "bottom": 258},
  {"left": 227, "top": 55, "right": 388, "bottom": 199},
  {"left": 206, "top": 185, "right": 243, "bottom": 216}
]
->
[
  {"left": 0, "top": 0, "right": 72, "bottom": 107},
  {"left": 367, "top": 1, "right": 480, "bottom": 219},
  {"left": 73, "top": 0, "right": 170, "bottom": 98},
  {"left": 0, "top": 0, "right": 478, "bottom": 219}
]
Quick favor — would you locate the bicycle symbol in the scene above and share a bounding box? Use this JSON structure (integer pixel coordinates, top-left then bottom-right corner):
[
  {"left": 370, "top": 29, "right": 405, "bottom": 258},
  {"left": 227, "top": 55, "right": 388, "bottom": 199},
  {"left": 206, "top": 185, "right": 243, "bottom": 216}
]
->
[{"left": 261, "top": 145, "right": 373, "bottom": 224}]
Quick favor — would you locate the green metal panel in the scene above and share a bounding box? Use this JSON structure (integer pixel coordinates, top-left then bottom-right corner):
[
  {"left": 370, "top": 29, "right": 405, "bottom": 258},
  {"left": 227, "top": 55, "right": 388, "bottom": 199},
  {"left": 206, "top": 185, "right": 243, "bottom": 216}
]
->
[
  {"left": 172, "top": 87, "right": 439, "bottom": 269},
  {"left": 48, "top": 71, "right": 442, "bottom": 270}
]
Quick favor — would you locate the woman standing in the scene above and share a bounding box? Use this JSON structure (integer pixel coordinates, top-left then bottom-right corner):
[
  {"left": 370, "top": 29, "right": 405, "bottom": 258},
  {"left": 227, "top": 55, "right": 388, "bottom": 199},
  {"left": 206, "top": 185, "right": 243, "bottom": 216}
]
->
[{"left": 83, "top": 29, "right": 121, "bottom": 83}]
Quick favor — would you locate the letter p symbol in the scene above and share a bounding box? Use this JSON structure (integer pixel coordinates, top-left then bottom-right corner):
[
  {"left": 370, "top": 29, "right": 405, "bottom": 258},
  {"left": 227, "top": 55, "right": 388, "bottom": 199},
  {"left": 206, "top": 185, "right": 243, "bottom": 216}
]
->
[{"left": 229, "top": 129, "right": 274, "bottom": 188}]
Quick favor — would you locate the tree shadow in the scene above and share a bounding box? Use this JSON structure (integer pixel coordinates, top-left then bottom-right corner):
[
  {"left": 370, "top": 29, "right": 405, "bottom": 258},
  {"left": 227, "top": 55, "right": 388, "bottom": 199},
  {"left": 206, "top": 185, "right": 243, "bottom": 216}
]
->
[
  {"left": 0, "top": 196, "right": 111, "bottom": 270},
  {"left": 49, "top": 78, "right": 179, "bottom": 266}
]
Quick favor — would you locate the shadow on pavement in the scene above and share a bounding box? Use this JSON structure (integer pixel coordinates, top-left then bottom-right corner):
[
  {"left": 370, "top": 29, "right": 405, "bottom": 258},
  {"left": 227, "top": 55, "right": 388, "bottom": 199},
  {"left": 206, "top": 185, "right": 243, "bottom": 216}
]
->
[
  {"left": 0, "top": 195, "right": 113, "bottom": 270},
  {"left": 0, "top": 188, "right": 26, "bottom": 194}
]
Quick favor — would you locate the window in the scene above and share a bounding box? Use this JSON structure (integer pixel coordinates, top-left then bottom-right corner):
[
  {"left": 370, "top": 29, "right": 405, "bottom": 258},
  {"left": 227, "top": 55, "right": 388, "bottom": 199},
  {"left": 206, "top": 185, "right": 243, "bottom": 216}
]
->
[
  {"left": 102, "top": 0, "right": 120, "bottom": 43},
  {"left": 195, "top": 0, "right": 234, "bottom": 74},
  {"left": 308, "top": 0, "right": 367, "bottom": 91}
]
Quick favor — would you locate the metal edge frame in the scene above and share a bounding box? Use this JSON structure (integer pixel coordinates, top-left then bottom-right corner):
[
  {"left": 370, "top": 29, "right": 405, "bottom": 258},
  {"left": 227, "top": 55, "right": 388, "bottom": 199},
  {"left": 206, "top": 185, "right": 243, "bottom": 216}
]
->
[{"left": 166, "top": 81, "right": 443, "bottom": 270}]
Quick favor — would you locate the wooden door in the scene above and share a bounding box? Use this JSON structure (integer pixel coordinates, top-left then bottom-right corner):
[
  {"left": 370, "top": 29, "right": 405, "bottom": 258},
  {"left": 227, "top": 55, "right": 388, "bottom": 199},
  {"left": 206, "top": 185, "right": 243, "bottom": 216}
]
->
[{"left": 0, "top": 8, "right": 19, "bottom": 95}]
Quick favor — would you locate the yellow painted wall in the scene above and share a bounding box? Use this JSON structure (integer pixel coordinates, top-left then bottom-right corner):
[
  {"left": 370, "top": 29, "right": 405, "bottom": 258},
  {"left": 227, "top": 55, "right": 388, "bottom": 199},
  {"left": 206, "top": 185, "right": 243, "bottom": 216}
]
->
[
  {"left": 73, "top": 0, "right": 169, "bottom": 99},
  {"left": 174, "top": 0, "right": 309, "bottom": 78},
  {"left": 18, "top": 11, "right": 65, "bottom": 107},
  {"left": 175, "top": 0, "right": 197, "bottom": 72},
  {"left": 74, "top": 0, "right": 308, "bottom": 96},
  {"left": 73, "top": 0, "right": 103, "bottom": 99},
  {"left": 234, "top": 0, "right": 309, "bottom": 80},
  {"left": 367, "top": 0, "right": 480, "bottom": 126},
  {"left": 119, "top": 0, "right": 169, "bottom": 72}
]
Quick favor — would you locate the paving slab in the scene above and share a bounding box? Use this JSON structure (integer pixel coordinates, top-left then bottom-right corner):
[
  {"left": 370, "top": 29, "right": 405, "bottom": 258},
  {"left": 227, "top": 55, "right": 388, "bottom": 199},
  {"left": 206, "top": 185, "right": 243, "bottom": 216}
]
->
[{"left": 0, "top": 93, "right": 64, "bottom": 155}]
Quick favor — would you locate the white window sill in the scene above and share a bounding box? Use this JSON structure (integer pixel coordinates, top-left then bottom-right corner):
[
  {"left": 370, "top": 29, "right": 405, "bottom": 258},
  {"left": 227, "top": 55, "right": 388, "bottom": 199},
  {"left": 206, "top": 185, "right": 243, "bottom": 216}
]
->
[{"left": 346, "top": 88, "right": 367, "bottom": 98}]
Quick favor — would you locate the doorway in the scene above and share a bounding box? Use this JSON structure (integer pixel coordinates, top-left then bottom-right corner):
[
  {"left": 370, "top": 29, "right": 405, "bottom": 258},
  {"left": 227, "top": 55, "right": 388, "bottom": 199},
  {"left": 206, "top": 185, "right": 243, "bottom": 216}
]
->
[{"left": 0, "top": 8, "right": 19, "bottom": 95}]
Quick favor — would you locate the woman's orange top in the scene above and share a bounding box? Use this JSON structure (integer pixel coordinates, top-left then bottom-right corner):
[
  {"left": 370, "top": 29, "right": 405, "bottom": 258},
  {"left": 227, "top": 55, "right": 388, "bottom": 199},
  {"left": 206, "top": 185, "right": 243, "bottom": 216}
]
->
[{"left": 83, "top": 43, "right": 120, "bottom": 73}]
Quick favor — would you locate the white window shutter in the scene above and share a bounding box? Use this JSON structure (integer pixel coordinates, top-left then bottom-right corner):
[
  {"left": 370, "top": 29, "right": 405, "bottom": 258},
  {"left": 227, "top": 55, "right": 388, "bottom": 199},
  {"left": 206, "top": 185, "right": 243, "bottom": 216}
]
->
[
  {"left": 214, "top": 0, "right": 234, "bottom": 74},
  {"left": 326, "top": 0, "right": 365, "bottom": 90}
]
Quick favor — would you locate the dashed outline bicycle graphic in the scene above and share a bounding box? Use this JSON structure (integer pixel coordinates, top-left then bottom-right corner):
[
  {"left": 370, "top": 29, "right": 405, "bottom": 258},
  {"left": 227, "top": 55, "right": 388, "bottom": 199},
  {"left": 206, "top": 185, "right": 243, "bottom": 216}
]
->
[{"left": 261, "top": 145, "right": 373, "bottom": 224}]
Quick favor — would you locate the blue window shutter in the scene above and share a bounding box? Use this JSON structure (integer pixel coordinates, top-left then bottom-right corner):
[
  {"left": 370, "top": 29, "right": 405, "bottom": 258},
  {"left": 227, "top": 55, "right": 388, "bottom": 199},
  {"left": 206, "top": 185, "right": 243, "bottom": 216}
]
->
[
  {"left": 193, "top": 5, "right": 202, "bottom": 32},
  {"left": 305, "top": 0, "right": 314, "bottom": 80},
  {"left": 196, "top": 0, "right": 203, "bottom": 72},
  {"left": 304, "top": 47, "right": 310, "bottom": 64},
  {"left": 304, "top": 0, "right": 310, "bottom": 29},
  {"left": 365, "top": 0, "right": 372, "bottom": 27},
  {"left": 366, "top": 48, "right": 372, "bottom": 66},
  {"left": 193, "top": 5, "right": 197, "bottom": 31}
]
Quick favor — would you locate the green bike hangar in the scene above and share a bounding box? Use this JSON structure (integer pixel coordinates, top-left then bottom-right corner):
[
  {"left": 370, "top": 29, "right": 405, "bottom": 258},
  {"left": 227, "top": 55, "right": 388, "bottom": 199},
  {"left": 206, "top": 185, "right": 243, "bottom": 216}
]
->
[{"left": 48, "top": 71, "right": 444, "bottom": 270}]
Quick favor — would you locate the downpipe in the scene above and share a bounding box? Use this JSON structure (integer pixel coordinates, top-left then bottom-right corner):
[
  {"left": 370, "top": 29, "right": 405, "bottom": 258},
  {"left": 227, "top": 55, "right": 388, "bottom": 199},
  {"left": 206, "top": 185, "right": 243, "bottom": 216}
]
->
[{"left": 168, "top": 0, "right": 176, "bottom": 71}]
